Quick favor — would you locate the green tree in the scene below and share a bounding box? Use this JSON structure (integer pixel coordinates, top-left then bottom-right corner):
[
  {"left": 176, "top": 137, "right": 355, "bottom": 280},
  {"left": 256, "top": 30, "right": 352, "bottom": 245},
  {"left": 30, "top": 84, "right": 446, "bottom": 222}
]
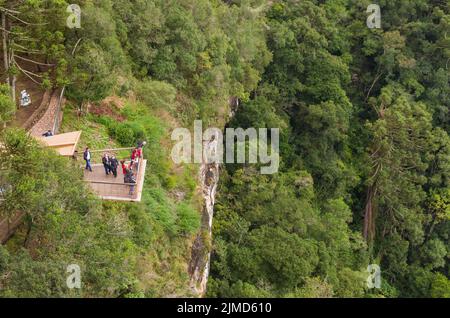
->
[{"left": 0, "top": 84, "right": 15, "bottom": 127}]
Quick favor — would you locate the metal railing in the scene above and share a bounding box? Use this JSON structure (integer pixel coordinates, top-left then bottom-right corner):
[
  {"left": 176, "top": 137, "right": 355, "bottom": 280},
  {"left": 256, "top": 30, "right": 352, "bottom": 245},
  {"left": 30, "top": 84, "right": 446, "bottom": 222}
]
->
[
  {"left": 52, "top": 87, "right": 65, "bottom": 135},
  {"left": 51, "top": 38, "right": 82, "bottom": 135}
]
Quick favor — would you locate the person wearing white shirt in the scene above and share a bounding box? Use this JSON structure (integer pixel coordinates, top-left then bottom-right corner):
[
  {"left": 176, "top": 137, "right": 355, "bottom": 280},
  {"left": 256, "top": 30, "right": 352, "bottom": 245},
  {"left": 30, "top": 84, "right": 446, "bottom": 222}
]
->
[{"left": 83, "top": 147, "right": 92, "bottom": 172}]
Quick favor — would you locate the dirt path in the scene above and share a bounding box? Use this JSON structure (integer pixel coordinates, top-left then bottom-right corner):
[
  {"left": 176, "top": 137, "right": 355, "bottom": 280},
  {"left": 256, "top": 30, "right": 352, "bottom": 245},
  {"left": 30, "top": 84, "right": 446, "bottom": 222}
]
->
[
  {"left": 1, "top": 58, "right": 47, "bottom": 129},
  {"left": 10, "top": 78, "right": 45, "bottom": 128}
]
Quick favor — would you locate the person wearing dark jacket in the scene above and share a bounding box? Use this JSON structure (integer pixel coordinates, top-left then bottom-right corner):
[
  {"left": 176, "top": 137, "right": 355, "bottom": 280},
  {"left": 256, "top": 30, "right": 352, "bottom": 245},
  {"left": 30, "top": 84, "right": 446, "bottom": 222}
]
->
[
  {"left": 42, "top": 130, "right": 53, "bottom": 137},
  {"left": 124, "top": 167, "right": 137, "bottom": 195},
  {"left": 109, "top": 155, "right": 119, "bottom": 178},
  {"left": 102, "top": 153, "right": 111, "bottom": 175},
  {"left": 137, "top": 141, "right": 146, "bottom": 149},
  {"left": 83, "top": 147, "right": 92, "bottom": 172}
]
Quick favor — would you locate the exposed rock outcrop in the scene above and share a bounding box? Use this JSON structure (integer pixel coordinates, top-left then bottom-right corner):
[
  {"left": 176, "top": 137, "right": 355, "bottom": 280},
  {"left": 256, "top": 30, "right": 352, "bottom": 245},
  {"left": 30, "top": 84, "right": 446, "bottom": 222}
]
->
[{"left": 188, "top": 137, "right": 220, "bottom": 296}]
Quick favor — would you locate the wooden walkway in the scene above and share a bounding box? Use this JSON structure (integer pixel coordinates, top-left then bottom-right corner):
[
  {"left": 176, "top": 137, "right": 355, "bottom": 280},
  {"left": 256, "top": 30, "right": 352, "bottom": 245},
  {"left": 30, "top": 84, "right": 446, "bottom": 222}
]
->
[{"left": 83, "top": 160, "right": 147, "bottom": 202}]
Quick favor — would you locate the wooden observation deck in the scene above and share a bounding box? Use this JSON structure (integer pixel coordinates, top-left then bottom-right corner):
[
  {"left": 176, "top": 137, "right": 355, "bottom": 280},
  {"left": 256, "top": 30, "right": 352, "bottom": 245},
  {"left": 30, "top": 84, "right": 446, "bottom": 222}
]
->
[
  {"left": 38, "top": 132, "right": 147, "bottom": 202},
  {"left": 83, "top": 159, "right": 147, "bottom": 202}
]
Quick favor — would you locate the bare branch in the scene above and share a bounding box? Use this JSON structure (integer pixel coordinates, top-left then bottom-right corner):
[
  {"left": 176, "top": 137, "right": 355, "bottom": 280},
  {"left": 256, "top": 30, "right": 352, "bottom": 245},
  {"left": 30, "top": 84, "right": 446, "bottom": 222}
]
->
[
  {"left": 14, "top": 54, "right": 54, "bottom": 66},
  {"left": 14, "top": 61, "right": 42, "bottom": 84},
  {"left": 72, "top": 38, "right": 83, "bottom": 56},
  {"left": 0, "top": 26, "right": 24, "bottom": 35},
  {"left": 11, "top": 48, "right": 41, "bottom": 55},
  {"left": 17, "top": 65, "right": 43, "bottom": 78},
  {"left": 0, "top": 7, "right": 21, "bottom": 15},
  {"left": 5, "top": 12, "right": 48, "bottom": 26},
  {"left": 10, "top": 42, "right": 33, "bottom": 51},
  {"left": 365, "top": 70, "right": 383, "bottom": 102}
]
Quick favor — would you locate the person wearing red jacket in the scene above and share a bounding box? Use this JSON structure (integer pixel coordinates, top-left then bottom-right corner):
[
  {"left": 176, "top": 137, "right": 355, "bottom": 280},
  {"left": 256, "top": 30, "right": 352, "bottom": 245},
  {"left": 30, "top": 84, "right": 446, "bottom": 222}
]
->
[
  {"left": 120, "top": 160, "right": 127, "bottom": 175},
  {"left": 130, "top": 146, "right": 143, "bottom": 171},
  {"left": 131, "top": 147, "right": 142, "bottom": 160}
]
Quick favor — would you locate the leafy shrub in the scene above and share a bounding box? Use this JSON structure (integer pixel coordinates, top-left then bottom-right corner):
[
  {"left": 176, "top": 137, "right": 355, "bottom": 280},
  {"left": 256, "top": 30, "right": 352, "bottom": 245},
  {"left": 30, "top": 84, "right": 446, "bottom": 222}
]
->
[
  {"left": 106, "top": 122, "right": 147, "bottom": 146},
  {"left": 145, "top": 188, "right": 178, "bottom": 236},
  {"left": 176, "top": 203, "right": 201, "bottom": 235},
  {"left": 127, "top": 204, "right": 153, "bottom": 248},
  {"left": 134, "top": 79, "right": 177, "bottom": 111},
  {"left": 164, "top": 175, "right": 177, "bottom": 190},
  {"left": 114, "top": 124, "right": 135, "bottom": 146},
  {"left": 0, "top": 84, "right": 15, "bottom": 126}
]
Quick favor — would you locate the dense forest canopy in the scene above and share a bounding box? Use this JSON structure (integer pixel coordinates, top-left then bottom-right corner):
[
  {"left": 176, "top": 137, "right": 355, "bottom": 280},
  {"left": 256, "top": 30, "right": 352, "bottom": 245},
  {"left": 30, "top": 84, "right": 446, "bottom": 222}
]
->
[
  {"left": 0, "top": 0, "right": 448, "bottom": 298},
  {"left": 209, "top": 0, "right": 450, "bottom": 298}
]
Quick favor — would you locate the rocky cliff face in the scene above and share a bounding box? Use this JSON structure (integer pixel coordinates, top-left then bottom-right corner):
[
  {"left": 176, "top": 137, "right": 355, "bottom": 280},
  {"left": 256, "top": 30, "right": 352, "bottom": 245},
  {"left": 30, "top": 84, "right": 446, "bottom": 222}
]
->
[
  {"left": 188, "top": 137, "right": 220, "bottom": 296},
  {"left": 188, "top": 97, "right": 239, "bottom": 297}
]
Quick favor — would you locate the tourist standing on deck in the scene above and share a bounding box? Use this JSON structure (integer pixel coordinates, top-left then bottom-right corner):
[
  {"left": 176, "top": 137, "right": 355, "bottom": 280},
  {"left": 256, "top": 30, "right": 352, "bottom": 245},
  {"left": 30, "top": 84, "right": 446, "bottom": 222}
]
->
[
  {"left": 102, "top": 153, "right": 111, "bottom": 175},
  {"left": 131, "top": 142, "right": 145, "bottom": 170},
  {"left": 131, "top": 147, "right": 139, "bottom": 161},
  {"left": 109, "top": 155, "right": 119, "bottom": 178},
  {"left": 120, "top": 160, "right": 127, "bottom": 175},
  {"left": 84, "top": 147, "right": 92, "bottom": 172},
  {"left": 124, "top": 166, "right": 137, "bottom": 195}
]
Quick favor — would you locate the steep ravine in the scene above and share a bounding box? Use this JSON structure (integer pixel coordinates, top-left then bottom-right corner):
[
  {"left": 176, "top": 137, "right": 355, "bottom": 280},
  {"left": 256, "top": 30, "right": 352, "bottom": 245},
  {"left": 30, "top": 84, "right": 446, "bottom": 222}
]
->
[
  {"left": 188, "top": 138, "right": 220, "bottom": 296},
  {"left": 188, "top": 98, "right": 238, "bottom": 297}
]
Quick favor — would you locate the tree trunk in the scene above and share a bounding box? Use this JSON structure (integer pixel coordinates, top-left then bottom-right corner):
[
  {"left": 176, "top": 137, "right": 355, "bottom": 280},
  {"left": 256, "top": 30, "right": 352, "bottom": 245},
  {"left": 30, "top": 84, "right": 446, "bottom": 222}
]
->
[
  {"left": 363, "top": 185, "right": 377, "bottom": 242},
  {"left": 1, "top": 11, "right": 9, "bottom": 87},
  {"left": 11, "top": 73, "right": 16, "bottom": 104},
  {"left": 10, "top": 49, "right": 15, "bottom": 104}
]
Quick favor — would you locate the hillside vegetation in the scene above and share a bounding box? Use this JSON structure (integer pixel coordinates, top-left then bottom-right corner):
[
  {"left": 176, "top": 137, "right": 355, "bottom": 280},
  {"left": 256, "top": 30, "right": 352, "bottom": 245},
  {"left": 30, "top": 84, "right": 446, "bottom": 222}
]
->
[{"left": 0, "top": 0, "right": 268, "bottom": 297}]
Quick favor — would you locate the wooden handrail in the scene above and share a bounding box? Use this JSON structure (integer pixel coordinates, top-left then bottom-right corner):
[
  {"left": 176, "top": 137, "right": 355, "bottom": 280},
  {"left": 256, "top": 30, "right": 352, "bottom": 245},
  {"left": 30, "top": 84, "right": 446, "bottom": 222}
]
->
[
  {"left": 88, "top": 147, "right": 134, "bottom": 153},
  {"left": 46, "top": 142, "right": 80, "bottom": 148},
  {"left": 132, "top": 149, "right": 144, "bottom": 193},
  {"left": 82, "top": 180, "right": 137, "bottom": 186}
]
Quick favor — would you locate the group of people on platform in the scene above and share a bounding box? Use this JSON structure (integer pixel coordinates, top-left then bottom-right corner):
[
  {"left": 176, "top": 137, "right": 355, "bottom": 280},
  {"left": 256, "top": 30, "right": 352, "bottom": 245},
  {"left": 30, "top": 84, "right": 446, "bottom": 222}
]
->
[
  {"left": 101, "top": 153, "right": 120, "bottom": 177},
  {"left": 83, "top": 141, "right": 146, "bottom": 194}
]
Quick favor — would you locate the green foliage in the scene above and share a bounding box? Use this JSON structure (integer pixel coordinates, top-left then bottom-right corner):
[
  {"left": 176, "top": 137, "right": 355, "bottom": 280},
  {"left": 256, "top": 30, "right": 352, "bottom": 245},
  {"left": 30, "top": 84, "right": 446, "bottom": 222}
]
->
[
  {"left": 0, "top": 84, "right": 15, "bottom": 127},
  {"left": 0, "top": 129, "right": 137, "bottom": 297},
  {"left": 2, "top": 0, "right": 449, "bottom": 298},
  {"left": 67, "top": 41, "right": 115, "bottom": 102},
  {"left": 209, "top": 0, "right": 450, "bottom": 299},
  {"left": 110, "top": 122, "right": 142, "bottom": 146},
  {"left": 209, "top": 169, "right": 367, "bottom": 297},
  {"left": 176, "top": 203, "right": 201, "bottom": 235},
  {"left": 431, "top": 273, "right": 450, "bottom": 298},
  {"left": 134, "top": 79, "right": 177, "bottom": 112}
]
